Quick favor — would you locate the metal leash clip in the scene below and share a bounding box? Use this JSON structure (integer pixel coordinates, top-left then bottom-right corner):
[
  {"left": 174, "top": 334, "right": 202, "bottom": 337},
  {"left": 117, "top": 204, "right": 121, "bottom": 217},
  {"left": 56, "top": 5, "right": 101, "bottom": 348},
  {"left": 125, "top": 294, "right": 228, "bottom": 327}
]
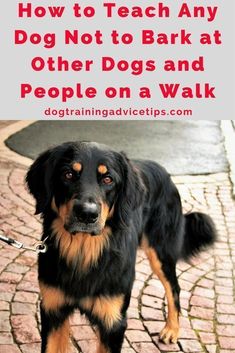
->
[
  {"left": 34, "top": 237, "right": 49, "bottom": 254},
  {"left": 0, "top": 233, "right": 48, "bottom": 254}
]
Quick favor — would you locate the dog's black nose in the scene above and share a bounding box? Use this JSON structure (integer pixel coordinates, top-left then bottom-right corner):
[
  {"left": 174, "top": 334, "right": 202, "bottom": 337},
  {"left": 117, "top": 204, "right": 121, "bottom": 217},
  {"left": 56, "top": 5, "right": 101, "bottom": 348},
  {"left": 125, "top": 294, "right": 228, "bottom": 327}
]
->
[{"left": 74, "top": 201, "right": 99, "bottom": 224}]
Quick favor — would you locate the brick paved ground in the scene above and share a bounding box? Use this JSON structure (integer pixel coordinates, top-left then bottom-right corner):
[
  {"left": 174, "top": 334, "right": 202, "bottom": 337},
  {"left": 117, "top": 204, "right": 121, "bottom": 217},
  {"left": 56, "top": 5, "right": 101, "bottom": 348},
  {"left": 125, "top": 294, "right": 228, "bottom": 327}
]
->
[{"left": 1, "top": 150, "right": 235, "bottom": 352}]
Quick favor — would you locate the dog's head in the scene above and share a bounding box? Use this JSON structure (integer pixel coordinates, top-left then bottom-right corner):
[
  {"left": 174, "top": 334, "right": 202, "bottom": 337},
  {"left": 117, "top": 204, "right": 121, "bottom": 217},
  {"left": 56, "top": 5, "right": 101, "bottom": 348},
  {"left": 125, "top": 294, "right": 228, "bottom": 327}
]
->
[{"left": 26, "top": 142, "right": 145, "bottom": 235}]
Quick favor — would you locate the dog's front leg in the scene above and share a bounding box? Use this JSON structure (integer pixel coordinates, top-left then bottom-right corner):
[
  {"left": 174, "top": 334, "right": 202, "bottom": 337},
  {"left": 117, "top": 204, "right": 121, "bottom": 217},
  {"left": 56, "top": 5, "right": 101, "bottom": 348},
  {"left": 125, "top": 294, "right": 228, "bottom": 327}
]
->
[
  {"left": 93, "top": 294, "right": 130, "bottom": 353},
  {"left": 40, "top": 303, "right": 73, "bottom": 353},
  {"left": 97, "top": 317, "right": 127, "bottom": 353},
  {"left": 39, "top": 283, "right": 74, "bottom": 353}
]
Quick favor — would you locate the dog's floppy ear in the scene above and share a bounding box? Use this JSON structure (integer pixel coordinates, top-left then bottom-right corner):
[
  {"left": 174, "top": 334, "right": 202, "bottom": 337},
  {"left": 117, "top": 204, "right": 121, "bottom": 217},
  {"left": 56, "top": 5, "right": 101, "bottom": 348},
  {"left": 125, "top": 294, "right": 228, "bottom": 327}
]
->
[
  {"left": 116, "top": 152, "right": 145, "bottom": 227},
  {"left": 26, "top": 149, "right": 54, "bottom": 215}
]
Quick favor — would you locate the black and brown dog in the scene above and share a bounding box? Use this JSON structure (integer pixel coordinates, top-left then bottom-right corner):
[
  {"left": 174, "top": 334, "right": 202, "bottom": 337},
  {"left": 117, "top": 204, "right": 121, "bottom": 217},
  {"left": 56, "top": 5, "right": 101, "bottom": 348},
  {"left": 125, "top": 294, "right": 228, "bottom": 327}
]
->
[{"left": 26, "top": 141, "right": 216, "bottom": 353}]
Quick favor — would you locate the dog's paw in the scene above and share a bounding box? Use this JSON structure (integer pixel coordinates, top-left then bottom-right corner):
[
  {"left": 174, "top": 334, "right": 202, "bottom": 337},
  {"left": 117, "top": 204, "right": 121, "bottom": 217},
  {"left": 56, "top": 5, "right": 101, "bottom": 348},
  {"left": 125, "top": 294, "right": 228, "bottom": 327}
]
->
[{"left": 159, "top": 324, "right": 179, "bottom": 344}]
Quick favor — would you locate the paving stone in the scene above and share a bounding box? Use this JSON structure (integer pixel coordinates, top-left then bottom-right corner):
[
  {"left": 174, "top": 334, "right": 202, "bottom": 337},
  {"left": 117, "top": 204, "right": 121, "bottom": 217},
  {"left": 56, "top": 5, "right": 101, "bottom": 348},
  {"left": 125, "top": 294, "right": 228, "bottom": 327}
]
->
[
  {"left": 219, "top": 336, "right": 235, "bottom": 349},
  {"left": 0, "top": 332, "right": 14, "bottom": 344},
  {"left": 129, "top": 297, "right": 138, "bottom": 308},
  {"left": 11, "top": 314, "right": 38, "bottom": 329},
  {"left": 197, "top": 278, "right": 214, "bottom": 289},
  {"left": 198, "top": 332, "right": 216, "bottom": 344},
  {"left": 177, "top": 262, "right": 191, "bottom": 272},
  {"left": 217, "top": 304, "right": 235, "bottom": 315},
  {"left": 0, "top": 292, "right": 14, "bottom": 302},
  {"left": 17, "top": 226, "right": 34, "bottom": 235},
  {"left": 0, "top": 249, "right": 19, "bottom": 260},
  {"left": 141, "top": 306, "right": 164, "bottom": 321},
  {"left": 147, "top": 280, "right": 165, "bottom": 297},
  {"left": 216, "top": 277, "right": 234, "bottom": 287},
  {"left": 153, "top": 337, "right": 180, "bottom": 352},
  {"left": 191, "top": 319, "right": 214, "bottom": 332},
  {"left": 144, "top": 321, "right": 164, "bottom": 335},
  {"left": 17, "top": 280, "right": 39, "bottom": 293},
  {"left": 135, "top": 263, "right": 151, "bottom": 275},
  {"left": 77, "top": 340, "right": 97, "bottom": 353},
  {"left": 11, "top": 314, "right": 41, "bottom": 344},
  {"left": 0, "top": 257, "right": 12, "bottom": 267},
  {"left": 180, "top": 308, "right": 189, "bottom": 318},
  {"left": 20, "top": 343, "right": 41, "bottom": 353},
  {"left": 180, "top": 298, "right": 189, "bottom": 310},
  {"left": 215, "top": 285, "right": 233, "bottom": 295},
  {"left": 143, "top": 285, "right": 165, "bottom": 298},
  {"left": 141, "top": 295, "right": 162, "bottom": 309},
  {"left": 217, "top": 295, "right": 234, "bottom": 304},
  {"left": 0, "top": 282, "right": 16, "bottom": 294},
  {"left": 0, "top": 345, "right": 21, "bottom": 353},
  {"left": 133, "top": 280, "right": 145, "bottom": 290},
  {"left": 0, "top": 312, "right": 10, "bottom": 331},
  {"left": 178, "top": 279, "right": 194, "bottom": 291},
  {"left": 71, "top": 326, "right": 96, "bottom": 341},
  {"left": 13, "top": 291, "right": 38, "bottom": 304},
  {"left": 122, "top": 338, "right": 130, "bottom": 348},
  {"left": 131, "top": 287, "right": 141, "bottom": 299},
  {"left": 5, "top": 217, "right": 24, "bottom": 228},
  {"left": 125, "top": 330, "right": 152, "bottom": 343},
  {"left": 135, "top": 271, "right": 149, "bottom": 282},
  {"left": 189, "top": 306, "right": 214, "bottom": 320},
  {"left": 217, "top": 314, "right": 235, "bottom": 325},
  {"left": 132, "top": 342, "right": 161, "bottom": 353},
  {"left": 11, "top": 302, "right": 36, "bottom": 315},
  {"left": 179, "top": 339, "right": 203, "bottom": 352},
  {"left": 0, "top": 301, "right": 9, "bottom": 311},
  {"left": 179, "top": 317, "right": 191, "bottom": 329},
  {"left": 13, "top": 326, "right": 41, "bottom": 344},
  {"left": 180, "top": 290, "right": 191, "bottom": 300},
  {"left": 190, "top": 295, "right": 214, "bottom": 309},
  {"left": 205, "top": 345, "right": 217, "bottom": 353},
  {"left": 23, "top": 270, "right": 38, "bottom": 282},
  {"left": 179, "top": 328, "right": 198, "bottom": 340},
  {"left": 127, "top": 306, "right": 139, "bottom": 319},
  {"left": 217, "top": 324, "right": 235, "bottom": 336},
  {"left": 127, "top": 319, "right": 145, "bottom": 331},
  {"left": 193, "top": 287, "right": 215, "bottom": 299},
  {"left": 187, "top": 267, "right": 205, "bottom": 277},
  {"left": 0, "top": 272, "right": 23, "bottom": 284},
  {"left": 179, "top": 272, "right": 199, "bottom": 283},
  {"left": 6, "top": 263, "right": 29, "bottom": 274},
  {"left": 216, "top": 262, "right": 233, "bottom": 270},
  {"left": 15, "top": 255, "right": 36, "bottom": 267},
  {"left": 70, "top": 312, "right": 89, "bottom": 326}
]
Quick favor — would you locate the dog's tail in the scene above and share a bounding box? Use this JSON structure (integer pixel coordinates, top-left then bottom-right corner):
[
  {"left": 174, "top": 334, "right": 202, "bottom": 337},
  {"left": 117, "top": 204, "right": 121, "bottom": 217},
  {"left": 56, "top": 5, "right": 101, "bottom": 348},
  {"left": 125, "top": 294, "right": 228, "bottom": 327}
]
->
[{"left": 181, "top": 212, "right": 217, "bottom": 260}]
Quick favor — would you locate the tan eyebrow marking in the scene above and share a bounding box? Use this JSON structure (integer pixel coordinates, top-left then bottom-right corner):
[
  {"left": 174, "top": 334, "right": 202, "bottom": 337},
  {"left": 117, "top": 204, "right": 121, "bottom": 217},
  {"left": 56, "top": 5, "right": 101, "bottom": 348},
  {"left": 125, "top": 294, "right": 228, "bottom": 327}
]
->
[
  {"left": 98, "top": 165, "right": 108, "bottom": 174},
  {"left": 72, "top": 162, "right": 82, "bottom": 172}
]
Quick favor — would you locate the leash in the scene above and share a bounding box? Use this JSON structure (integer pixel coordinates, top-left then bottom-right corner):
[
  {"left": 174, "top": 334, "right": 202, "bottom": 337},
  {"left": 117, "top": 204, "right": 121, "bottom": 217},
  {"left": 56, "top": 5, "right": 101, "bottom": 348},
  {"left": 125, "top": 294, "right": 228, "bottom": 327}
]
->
[{"left": 0, "top": 233, "right": 48, "bottom": 254}]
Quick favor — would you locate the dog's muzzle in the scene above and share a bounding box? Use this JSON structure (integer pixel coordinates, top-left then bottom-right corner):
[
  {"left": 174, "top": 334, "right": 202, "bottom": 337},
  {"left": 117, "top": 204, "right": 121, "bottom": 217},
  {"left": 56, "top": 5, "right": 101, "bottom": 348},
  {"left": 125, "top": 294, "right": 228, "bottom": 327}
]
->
[
  {"left": 65, "top": 201, "right": 102, "bottom": 235},
  {"left": 75, "top": 201, "right": 99, "bottom": 224}
]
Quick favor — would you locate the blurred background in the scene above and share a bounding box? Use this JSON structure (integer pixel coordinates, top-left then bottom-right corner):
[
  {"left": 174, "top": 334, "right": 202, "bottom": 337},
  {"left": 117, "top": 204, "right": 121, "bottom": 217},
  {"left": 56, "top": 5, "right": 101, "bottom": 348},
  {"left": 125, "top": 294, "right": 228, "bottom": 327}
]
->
[{"left": 4, "top": 120, "right": 228, "bottom": 175}]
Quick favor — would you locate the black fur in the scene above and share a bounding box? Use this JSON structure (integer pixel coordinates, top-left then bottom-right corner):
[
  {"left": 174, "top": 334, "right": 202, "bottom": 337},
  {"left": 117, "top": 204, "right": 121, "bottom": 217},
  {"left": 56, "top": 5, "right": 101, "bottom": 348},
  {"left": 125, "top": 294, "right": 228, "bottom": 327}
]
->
[
  {"left": 26, "top": 141, "right": 217, "bottom": 353},
  {"left": 182, "top": 212, "right": 217, "bottom": 260}
]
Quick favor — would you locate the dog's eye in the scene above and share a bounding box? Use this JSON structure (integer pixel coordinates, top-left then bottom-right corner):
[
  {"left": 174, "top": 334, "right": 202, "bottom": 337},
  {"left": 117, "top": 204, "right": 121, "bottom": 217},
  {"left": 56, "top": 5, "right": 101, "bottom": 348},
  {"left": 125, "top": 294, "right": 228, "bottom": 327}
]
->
[
  {"left": 64, "top": 171, "right": 74, "bottom": 180},
  {"left": 102, "top": 176, "right": 113, "bottom": 185}
]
